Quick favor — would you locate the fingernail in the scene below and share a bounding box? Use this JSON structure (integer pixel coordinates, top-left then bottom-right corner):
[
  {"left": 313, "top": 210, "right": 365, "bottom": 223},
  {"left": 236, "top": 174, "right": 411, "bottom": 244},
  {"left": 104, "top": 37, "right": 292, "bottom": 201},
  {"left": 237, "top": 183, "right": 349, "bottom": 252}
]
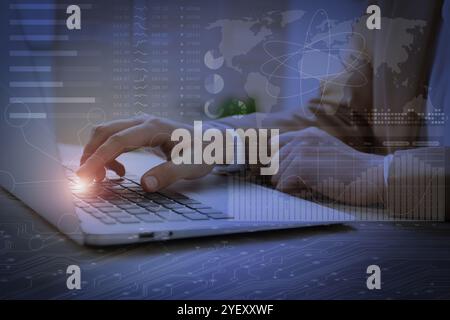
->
[
  {"left": 76, "top": 167, "right": 91, "bottom": 183},
  {"left": 75, "top": 168, "right": 84, "bottom": 178},
  {"left": 144, "top": 176, "right": 158, "bottom": 191},
  {"left": 76, "top": 167, "right": 85, "bottom": 177}
]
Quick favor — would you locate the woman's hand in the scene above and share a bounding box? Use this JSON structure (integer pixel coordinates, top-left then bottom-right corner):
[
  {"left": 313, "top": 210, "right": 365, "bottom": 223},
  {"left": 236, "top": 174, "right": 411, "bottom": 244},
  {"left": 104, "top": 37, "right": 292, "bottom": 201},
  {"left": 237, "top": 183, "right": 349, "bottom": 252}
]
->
[
  {"left": 272, "top": 127, "right": 386, "bottom": 205},
  {"left": 77, "top": 115, "right": 213, "bottom": 192}
]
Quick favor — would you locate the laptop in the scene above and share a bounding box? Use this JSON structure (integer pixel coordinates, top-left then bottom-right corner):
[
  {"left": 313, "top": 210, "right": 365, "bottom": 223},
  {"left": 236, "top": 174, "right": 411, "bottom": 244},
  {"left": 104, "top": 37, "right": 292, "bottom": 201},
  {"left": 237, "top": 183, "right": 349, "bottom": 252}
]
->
[
  {"left": 0, "top": 1, "right": 354, "bottom": 246},
  {"left": 0, "top": 107, "right": 350, "bottom": 245}
]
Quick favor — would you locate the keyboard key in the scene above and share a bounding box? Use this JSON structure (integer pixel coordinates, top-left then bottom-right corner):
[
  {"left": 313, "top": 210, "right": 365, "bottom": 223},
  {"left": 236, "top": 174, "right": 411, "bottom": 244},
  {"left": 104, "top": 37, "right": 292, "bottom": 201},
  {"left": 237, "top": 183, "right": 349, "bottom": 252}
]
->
[
  {"left": 159, "top": 190, "right": 188, "bottom": 200},
  {"left": 116, "top": 204, "right": 137, "bottom": 209},
  {"left": 177, "top": 199, "right": 201, "bottom": 205},
  {"left": 99, "top": 207, "right": 123, "bottom": 213},
  {"left": 81, "top": 207, "right": 98, "bottom": 214},
  {"left": 163, "top": 203, "right": 185, "bottom": 209},
  {"left": 173, "top": 208, "right": 197, "bottom": 214},
  {"left": 196, "top": 208, "right": 224, "bottom": 215},
  {"left": 131, "top": 199, "right": 149, "bottom": 205},
  {"left": 156, "top": 211, "right": 188, "bottom": 221},
  {"left": 133, "top": 198, "right": 154, "bottom": 204},
  {"left": 140, "top": 203, "right": 162, "bottom": 210},
  {"left": 135, "top": 214, "right": 164, "bottom": 223},
  {"left": 147, "top": 207, "right": 172, "bottom": 213},
  {"left": 88, "top": 197, "right": 107, "bottom": 202},
  {"left": 125, "top": 208, "right": 150, "bottom": 215},
  {"left": 74, "top": 201, "right": 89, "bottom": 208},
  {"left": 116, "top": 216, "right": 140, "bottom": 224},
  {"left": 114, "top": 189, "right": 135, "bottom": 195},
  {"left": 100, "top": 195, "right": 122, "bottom": 201},
  {"left": 91, "top": 211, "right": 108, "bottom": 219},
  {"left": 144, "top": 194, "right": 166, "bottom": 201},
  {"left": 121, "top": 182, "right": 138, "bottom": 188},
  {"left": 92, "top": 203, "right": 115, "bottom": 208},
  {"left": 109, "top": 200, "right": 130, "bottom": 205},
  {"left": 134, "top": 197, "right": 153, "bottom": 203},
  {"left": 128, "top": 186, "right": 143, "bottom": 191},
  {"left": 99, "top": 217, "right": 117, "bottom": 225},
  {"left": 183, "top": 213, "right": 209, "bottom": 220},
  {"left": 123, "top": 195, "right": 144, "bottom": 201},
  {"left": 206, "top": 213, "right": 233, "bottom": 219},
  {"left": 107, "top": 211, "right": 131, "bottom": 219},
  {"left": 77, "top": 195, "right": 101, "bottom": 201},
  {"left": 187, "top": 204, "right": 213, "bottom": 210},
  {"left": 154, "top": 199, "right": 175, "bottom": 205}
]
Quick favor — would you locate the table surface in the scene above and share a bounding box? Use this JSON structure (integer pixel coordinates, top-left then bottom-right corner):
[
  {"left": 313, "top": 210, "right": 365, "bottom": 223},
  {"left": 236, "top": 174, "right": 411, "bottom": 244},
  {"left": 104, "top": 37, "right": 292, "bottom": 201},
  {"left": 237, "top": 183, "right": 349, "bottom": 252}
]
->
[{"left": 1, "top": 188, "right": 450, "bottom": 300}]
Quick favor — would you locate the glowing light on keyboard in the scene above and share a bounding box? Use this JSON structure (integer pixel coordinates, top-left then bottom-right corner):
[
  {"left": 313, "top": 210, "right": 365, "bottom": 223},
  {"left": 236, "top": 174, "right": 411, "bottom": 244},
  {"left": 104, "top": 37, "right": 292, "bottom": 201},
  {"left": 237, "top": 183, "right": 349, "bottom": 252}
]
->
[{"left": 72, "top": 180, "right": 88, "bottom": 193}]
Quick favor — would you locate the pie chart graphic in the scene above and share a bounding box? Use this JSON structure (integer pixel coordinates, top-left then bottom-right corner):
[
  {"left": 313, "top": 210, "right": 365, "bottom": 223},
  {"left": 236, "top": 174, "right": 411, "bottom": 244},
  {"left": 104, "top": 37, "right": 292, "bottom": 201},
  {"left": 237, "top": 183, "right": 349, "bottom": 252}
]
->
[
  {"left": 203, "top": 98, "right": 224, "bottom": 119},
  {"left": 204, "top": 50, "right": 224, "bottom": 70},
  {"left": 205, "top": 74, "right": 224, "bottom": 94}
]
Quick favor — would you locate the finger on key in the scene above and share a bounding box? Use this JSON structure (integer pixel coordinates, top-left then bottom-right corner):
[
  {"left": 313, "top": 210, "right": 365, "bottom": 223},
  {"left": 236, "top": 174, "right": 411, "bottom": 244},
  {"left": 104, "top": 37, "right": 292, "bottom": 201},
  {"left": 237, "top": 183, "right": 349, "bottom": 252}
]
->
[
  {"left": 77, "top": 123, "right": 155, "bottom": 182},
  {"left": 80, "top": 117, "right": 145, "bottom": 165}
]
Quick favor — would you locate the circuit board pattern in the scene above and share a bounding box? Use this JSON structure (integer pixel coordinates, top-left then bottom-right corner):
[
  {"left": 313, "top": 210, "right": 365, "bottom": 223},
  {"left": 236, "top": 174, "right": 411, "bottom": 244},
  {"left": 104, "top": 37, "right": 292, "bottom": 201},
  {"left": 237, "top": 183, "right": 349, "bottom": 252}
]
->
[{"left": 1, "top": 188, "right": 450, "bottom": 300}]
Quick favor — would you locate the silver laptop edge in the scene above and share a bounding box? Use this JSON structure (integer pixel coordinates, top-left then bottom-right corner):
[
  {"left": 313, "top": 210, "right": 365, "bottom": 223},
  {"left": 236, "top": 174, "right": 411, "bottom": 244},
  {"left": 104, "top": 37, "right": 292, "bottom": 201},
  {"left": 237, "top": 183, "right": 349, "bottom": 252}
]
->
[{"left": 1, "top": 109, "right": 346, "bottom": 246}]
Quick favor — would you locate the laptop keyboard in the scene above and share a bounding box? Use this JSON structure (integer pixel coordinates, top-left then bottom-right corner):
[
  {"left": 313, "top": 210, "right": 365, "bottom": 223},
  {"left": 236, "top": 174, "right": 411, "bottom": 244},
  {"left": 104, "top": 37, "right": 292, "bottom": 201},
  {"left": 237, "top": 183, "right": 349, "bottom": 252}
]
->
[{"left": 65, "top": 168, "right": 233, "bottom": 225}]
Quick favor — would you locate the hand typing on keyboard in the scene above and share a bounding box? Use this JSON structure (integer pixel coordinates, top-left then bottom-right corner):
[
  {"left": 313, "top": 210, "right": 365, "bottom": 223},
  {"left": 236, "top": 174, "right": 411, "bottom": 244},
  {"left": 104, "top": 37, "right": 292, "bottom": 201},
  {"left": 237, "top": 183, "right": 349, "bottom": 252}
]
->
[
  {"left": 66, "top": 169, "right": 232, "bottom": 224},
  {"left": 76, "top": 115, "right": 213, "bottom": 192}
]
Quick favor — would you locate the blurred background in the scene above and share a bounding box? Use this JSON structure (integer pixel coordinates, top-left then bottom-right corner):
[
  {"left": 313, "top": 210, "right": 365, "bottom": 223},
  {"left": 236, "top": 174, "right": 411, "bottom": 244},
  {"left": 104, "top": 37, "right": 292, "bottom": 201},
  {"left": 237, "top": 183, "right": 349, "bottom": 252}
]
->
[{"left": 1, "top": 0, "right": 364, "bottom": 145}]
